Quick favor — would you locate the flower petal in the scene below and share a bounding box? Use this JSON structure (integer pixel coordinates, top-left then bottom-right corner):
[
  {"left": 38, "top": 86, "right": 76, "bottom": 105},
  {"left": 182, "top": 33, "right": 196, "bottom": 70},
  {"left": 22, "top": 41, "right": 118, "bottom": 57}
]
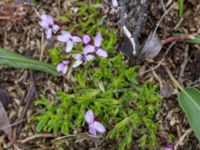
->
[
  {"left": 61, "top": 30, "right": 71, "bottom": 36},
  {"left": 94, "top": 32, "right": 102, "bottom": 47},
  {"left": 46, "top": 15, "right": 54, "bottom": 25},
  {"left": 41, "top": 14, "right": 48, "bottom": 21},
  {"left": 93, "top": 121, "right": 106, "bottom": 133},
  {"left": 95, "top": 49, "right": 108, "bottom": 57},
  {"left": 39, "top": 21, "right": 48, "bottom": 28},
  {"left": 52, "top": 24, "right": 59, "bottom": 33},
  {"left": 83, "top": 45, "right": 95, "bottom": 54},
  {"left": 82, "top": 35, "right": 91, "bottom": 44},
  {"left": 72, "top": 54, "right": 82, "bottom": 60},
  {"left": 72, "top": 60, "right": 83, "bottom": 68},
  {"left": 164, "top": 143, "right": 173, "bottom": 150},
  {"left": 45, "top": 28, "right": 52, "bottom": 39},
  {"left": 57, "top": 31, "right": 71, "bottom": 42},
  {"left": 40, "top": 14, "right": 55, "bottom": 28},
  {"left": 57, "top": 35, "right": 68, "bottom": 42},
  {"left": 61, "top": 66, "right": 68, "bottom": 75},
  {"left": 56, "top": 61, "right": 69, "bottom": 75},
  {"left": 85, "top": 55, "right": 95, "bottom": 61},
  {"left": 84, "top": 110, "right": 94, "bottom": 124},
  {"left": 72, "top": 36, "right": 82, "bottom": 43},
  {"left": 66, "top": 40, "right": 74, "bottom": 53},
  {"left": 56, "top": 63, "right": 64, "bottom": 72},
  {"left": 89, "top": 124, "right": 96, "bottom": 136},
  {"left": 63, "top": 60, "right": 70, "bottom": 65},
  {"left": 41, "top": 14, "right": 53, "bottom": 23}
]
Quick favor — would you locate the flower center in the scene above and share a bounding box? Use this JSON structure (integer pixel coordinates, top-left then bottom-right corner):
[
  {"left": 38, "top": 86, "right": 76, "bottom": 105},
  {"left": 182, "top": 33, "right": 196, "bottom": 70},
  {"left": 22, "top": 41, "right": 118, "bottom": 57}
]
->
[
  {"left": 48, "top": 24, "right": 53, "bottom": 29},
  {"left": 81, "top": 55, "right": 86, "bottom": 61}
]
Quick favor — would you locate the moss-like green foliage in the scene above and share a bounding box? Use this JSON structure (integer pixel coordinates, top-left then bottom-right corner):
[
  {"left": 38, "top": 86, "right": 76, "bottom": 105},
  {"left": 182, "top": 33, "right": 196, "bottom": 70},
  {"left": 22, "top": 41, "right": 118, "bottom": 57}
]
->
[
  {"left": 33, "top": 1, "right": 161, "bottom": 149},
  {"left": 33, "top": 54, "right": 161, "bottom": 149}
]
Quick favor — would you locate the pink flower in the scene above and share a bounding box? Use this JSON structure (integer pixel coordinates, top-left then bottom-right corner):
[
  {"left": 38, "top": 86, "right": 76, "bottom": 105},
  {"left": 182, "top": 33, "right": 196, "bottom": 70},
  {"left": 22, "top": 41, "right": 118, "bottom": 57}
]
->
[
  {"left": 82, "top": 34, "right": 91, "bottom": 45},
  {"left": 56, "top": 60, "right": 70, "bottom": 75},
  {"left": 39, "top": 14, "right": 59, "bottom": 39},
  {"left": 83, "top": 32, "right": 108, "bottom": 58},
  {"left": 57, "top": 31, "right": 82, "bottom": 53},
  {"left": 72, "top": 54, "right": 95, "bottom": 68},
  {"left": 85, "top": 110, "right": 106, "bottom": 136}
]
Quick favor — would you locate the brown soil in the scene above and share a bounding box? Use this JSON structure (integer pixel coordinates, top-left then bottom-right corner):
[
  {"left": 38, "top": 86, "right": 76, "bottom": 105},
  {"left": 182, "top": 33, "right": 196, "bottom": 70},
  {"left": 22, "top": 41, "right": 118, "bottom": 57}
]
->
[{"left": 0, "top": 0, "right": 200, "bottom": 149}]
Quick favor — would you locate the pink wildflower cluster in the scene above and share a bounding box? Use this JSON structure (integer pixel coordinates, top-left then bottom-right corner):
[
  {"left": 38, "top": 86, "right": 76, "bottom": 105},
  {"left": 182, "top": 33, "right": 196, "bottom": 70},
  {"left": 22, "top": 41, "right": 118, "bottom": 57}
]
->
[
  {"left": 39, "top": 14, "right": 108, "bottom": 75},
  {"left": 39, "top": 14, "right": 106, "bottom": 136}
]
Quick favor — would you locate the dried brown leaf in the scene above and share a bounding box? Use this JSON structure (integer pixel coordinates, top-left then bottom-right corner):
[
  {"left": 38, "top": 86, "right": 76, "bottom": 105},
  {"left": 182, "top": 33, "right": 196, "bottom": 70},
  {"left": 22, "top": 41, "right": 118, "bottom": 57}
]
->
[
  {"left": 141, "top": 32, "right": 162, "bottom": 59},
  {"left": 0, "top": 102, "right": 12, "bottom": 140},
  {"left": 160, "top": 81, "right": 174, "bottom": 98}
]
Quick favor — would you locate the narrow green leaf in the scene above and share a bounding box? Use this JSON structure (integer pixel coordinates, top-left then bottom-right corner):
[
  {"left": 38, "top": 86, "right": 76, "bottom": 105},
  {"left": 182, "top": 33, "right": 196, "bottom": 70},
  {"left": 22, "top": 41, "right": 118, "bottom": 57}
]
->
[
  {"left": 0, "top": 48, "right": 59, "bottom": 76},
  {"left": 178, "top": 88, "right": 200, "bottom": 141},
  {"left": 178, "top": 0, "right": 184, "bottom": 17}
]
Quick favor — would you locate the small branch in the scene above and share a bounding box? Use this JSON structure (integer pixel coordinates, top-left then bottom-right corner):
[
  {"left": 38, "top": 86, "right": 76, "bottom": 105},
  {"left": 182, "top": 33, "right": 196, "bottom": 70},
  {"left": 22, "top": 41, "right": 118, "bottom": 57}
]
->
[
  {"left": 174, "top": 128, "right": 192, "bottom": 150},
  {"left": 161, "top": 34, "right": 194, "bottom": 45},
  {"left": 159, "top": 0, "right": 167, "bottom": 12},
  {"left": 153, "top": 3, "right": 175, "bottom": 38},
  {"left": 39, "top": 33, "right": 45, "bottom": 61},
  {"left": 21, "top": 134, "right": 55, "bottom": 143},
  {"left": 179, "top": 45, "right": 189, "bottom": 81},
  {"left": 165, "top": 66, "right": 184, "bottom": 91},
  {"left": 12, "top": 72, "right": 38, "bottom": 142},
  {"left": 16, "top": 72, "right": 36, "bottom": 135},
  {"left": 54, "top": 134, "right": 77, "bottom": 140}
]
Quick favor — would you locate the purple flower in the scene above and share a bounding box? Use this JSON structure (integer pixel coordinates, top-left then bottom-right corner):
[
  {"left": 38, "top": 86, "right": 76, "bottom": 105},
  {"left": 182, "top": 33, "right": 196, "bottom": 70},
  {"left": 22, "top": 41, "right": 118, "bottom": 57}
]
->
[
  {"left": 83, "top": 32, "right": 108, "bottom": 58},
  {"left": 56, "top": 60, "right": 70, "bottom": 75},
  {"left": 85, "top": 110, "right": 106, "bottom": 136},
  {"left": 82, "top": 35, "right": 91, "bottom": 45},
  {"left": 164, "top": 143, "right": 173, "bottom": 150},
  {"left": 39, "top": 14, "right": 59, "bottom": 39},
  {"left": 57, "top": 31, "right": 82, "bottom": 53},
  {"left": 72, "top": 54, "right": 95, "bottom": 68}
]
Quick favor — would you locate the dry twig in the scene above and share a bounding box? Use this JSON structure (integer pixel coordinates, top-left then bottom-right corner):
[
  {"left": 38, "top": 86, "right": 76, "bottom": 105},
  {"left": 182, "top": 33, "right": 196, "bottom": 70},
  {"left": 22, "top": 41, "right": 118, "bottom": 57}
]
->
[
  {"left": 21, "top": 133, "right": 55, "bottom": 143},
  {"left": 179, "top": 45, "right": 189, "bottom": 81},
  {"left": 153, "top": 3, "right": 176, "bottom": 38},
  {"left": 174, "top": 129, "right": 192, "bottom": 150}
]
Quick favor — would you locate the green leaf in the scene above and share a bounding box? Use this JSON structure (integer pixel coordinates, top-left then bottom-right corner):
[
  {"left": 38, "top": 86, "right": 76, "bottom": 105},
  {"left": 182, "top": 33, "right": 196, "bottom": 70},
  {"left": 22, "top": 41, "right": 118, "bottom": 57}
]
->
[
  {"left": 34, "top": 96, "right": 50, "bottom": 106},
  {"left": 36, "top": 120, "right": 48, "bottom": 132},
  {"left": 178, "top": 88, "right": 200, "bottom": 141},
  {"left": 139, "top": 134, "right": 147, "bottom": 149},
  {"left": 178, "top": 0, "right": 184, "bottom": 17},
  {"left": 0, "top": 48, "right": 59, "bottom": 76}
]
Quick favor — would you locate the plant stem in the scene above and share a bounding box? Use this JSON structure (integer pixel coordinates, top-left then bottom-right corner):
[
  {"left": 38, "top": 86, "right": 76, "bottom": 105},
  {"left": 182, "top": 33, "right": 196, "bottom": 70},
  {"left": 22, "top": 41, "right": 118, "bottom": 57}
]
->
[{"left": 165, "top": 67, "right": 184, "bottom": 91}]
